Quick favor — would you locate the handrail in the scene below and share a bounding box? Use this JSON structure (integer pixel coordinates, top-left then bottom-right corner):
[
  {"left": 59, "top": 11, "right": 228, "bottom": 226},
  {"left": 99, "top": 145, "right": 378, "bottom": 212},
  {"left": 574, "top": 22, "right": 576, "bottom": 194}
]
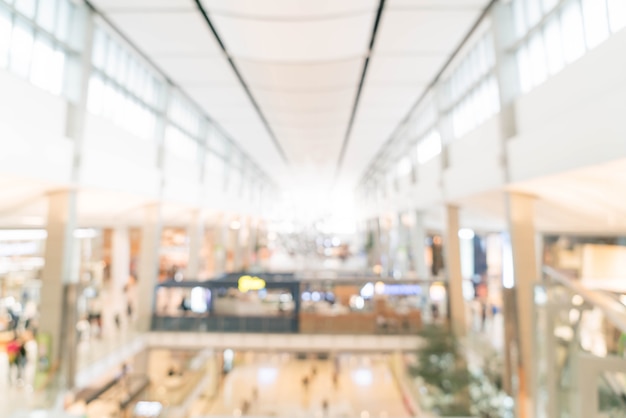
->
[{"left": 542, "top": 266, "right": 626, "bottom": 334}]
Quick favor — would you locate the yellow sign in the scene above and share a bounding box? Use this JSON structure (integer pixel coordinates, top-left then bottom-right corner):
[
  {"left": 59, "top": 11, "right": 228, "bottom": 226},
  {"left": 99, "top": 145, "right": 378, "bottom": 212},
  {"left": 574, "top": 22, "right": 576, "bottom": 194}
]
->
[{"left": 238, "top": 275, "right": 266, "bottom": 293}]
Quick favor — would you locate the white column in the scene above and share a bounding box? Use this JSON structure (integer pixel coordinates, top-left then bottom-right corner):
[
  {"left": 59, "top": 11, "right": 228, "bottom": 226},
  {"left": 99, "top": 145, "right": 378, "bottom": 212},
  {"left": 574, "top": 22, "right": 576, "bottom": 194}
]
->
[
  {"left": 506, "top": 192, "right": 539, "bottom": 418},
  {"left": 186, "top": 209, "right": 204, "bottom": 279},
  {"left": 213, "top": 218, "right": 227, "bottom": 276},
  {"left": 445, "top": 205, "right": 466, "bottom": 337},
  {"left": 39, "top": 190, "right": 78, "bottom": 380},
  {"left": 110, "top": 227, "right": 130, "bottom": 329},
  {"left": 412, "top": 211, "right": 429, "bottom": 279},
  {"left": 136, "top": 204, "right": 162, "bottom": 331}
]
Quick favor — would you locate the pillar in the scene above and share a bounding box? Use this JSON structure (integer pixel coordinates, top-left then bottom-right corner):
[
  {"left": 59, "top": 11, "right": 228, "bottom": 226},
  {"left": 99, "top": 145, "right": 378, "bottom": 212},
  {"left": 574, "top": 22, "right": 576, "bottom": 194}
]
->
[
  {"left": 186, "top": 209, "right": 204, "bottom": 279},
  {"left": 213, "top": 218, "right": 227, "bottom": 276},
  {"left": 110, "top": 227, "right": 130, "bottom": 329},
  {"left": 136, "top": 203, "right": 162, "bottom": 331},
  {"left": 445, "top": 205, "right": 466, "bottom": 337},
  {"left": 378, "top": 217, "right": 390, "bottom": 277},
  {"left": 411, "top": 211, "right": 429, "bottom": 278},
  {"left": 39, "top": 190, "right": 78, "bottom": 385},
  {"left": 505, "top": 192, "right": 538, "bottom": 418}
]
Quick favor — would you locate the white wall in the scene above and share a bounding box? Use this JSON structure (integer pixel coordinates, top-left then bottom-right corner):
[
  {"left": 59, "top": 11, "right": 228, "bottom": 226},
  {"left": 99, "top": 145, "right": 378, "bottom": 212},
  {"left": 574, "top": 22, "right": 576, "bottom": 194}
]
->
[{"left": 0, "top": 70, "right": 74, "bottom": 183}]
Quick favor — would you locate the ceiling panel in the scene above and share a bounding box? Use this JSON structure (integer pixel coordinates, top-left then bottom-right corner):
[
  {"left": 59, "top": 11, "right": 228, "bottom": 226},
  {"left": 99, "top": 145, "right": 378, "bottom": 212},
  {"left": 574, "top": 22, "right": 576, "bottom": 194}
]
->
[
  {"left": 186, "top": 85, "right": 251, "bottom": 112},
  {"left": 388, "top": 0, "right": 488, "bottom": 8},
  {"left": 359, "top": 85, "right": 424, "bottom": 109},
  {"left": 236, "top": 59, "right": 364, "bottom": 90},
  {"left": 266, "top": 109, "right": 352, "bottom": 129},
  {"left": 91, "top": 0, "right": 195, "bottom": 11},
  {"left": 254, "top": 87, "right": 357, "bottom": 111},
  {"left": 107, "top": 12, "right": 222, "bottom": 55},
  {"left": 153, "top": 56, "right": 238, "bottom": 85},
  {"left": 367, "top": 55, "right": 446, "bottom": 84},
  {"left": 201, "top": 0, "right": 377, "bottom": 18},
  {"left": 375, "top": 9, "right": 480, "bottom": 54},
  {"left": 210, "top": 13, "right": 376, "bottom": 61}
]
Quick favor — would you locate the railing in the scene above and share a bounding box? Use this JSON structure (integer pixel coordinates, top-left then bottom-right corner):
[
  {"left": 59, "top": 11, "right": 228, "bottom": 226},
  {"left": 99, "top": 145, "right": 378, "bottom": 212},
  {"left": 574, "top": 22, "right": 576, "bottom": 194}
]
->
[
  {"left": 535, "top": 267, "right": 626, "bottom": 418},
  {"left": 151, "top": 315, "right": 298, "bottom": 333}
]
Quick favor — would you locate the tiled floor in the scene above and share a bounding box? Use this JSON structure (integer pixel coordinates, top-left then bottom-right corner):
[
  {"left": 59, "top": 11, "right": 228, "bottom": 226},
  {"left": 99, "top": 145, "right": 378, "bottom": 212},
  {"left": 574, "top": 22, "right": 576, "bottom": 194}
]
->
[{"left": 203, "top": 354, "right": 410, "bottom": 418}]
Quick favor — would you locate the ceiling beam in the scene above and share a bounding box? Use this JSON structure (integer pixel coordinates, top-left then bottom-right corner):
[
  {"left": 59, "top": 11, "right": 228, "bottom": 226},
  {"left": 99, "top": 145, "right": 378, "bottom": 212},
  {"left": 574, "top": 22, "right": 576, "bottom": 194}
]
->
[
  {"left": 192, "top": 0, "right": 289, "bottom": 165},
  {"left": 333, "top": 0, "right": 386, "bottom": 182}
]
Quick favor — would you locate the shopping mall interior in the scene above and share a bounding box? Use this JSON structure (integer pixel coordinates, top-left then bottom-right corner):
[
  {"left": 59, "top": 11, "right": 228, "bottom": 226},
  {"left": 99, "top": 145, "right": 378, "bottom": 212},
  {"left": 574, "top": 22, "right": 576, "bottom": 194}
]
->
[{"left": 1, "top": 0, "right": 626, "bottom": 417}]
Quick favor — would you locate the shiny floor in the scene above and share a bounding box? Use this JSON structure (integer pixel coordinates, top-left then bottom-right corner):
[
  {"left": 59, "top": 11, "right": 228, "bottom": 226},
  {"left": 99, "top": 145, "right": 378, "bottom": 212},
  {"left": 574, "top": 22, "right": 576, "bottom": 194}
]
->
[{"left": 199, "top": 354, "right": 409, "bottom": 418}]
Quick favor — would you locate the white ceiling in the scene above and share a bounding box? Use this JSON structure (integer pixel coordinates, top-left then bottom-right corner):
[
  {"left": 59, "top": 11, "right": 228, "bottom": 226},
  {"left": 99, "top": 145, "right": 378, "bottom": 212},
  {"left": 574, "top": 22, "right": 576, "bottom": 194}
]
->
[{"left": 91, "top": 0, "right": 489, "bottom": 193}]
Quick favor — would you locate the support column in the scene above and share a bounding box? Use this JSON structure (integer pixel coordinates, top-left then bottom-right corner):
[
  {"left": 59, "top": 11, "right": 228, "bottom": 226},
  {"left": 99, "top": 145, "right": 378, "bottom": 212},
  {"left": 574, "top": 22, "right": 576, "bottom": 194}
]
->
[
  {"left": 411, "top": 211, "right": 429, "bottom": 279},
  {"left": 396, "top": 213, "right": 410, "bottom": 277},
  {"left": 39, "top": 190, "right": 78, "bottom": 386},
  {"left": 505, "top": 192, "right": 538, "bottom": 418},
  {"left": 378, "top": 217, "right": 390, "bottom": 277},
  {"left": 445, "top": 205, "right": 466, "bottom": 337},
  {"left": 111, "top": 227, "right": 130, "bottom": 329},
  {"left": 186, "top": 209, "right": 204, "bottom": 279},
  {"left": 136, "top": 204, "right": 162, "bottom": 331}
]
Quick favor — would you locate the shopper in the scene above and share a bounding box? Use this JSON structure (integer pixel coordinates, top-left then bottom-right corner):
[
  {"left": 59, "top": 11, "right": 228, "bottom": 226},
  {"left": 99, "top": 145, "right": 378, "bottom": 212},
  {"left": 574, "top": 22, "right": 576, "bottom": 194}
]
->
[{"left": 7, "top": 334, "right": 25, "bottom": 386}]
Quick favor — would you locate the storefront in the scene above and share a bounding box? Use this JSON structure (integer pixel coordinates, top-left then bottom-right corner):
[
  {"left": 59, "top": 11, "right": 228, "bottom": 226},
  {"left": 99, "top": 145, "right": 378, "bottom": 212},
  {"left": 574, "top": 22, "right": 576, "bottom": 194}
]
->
[{"left": 151, "top": 273, "right": 448, "bottom": 335}]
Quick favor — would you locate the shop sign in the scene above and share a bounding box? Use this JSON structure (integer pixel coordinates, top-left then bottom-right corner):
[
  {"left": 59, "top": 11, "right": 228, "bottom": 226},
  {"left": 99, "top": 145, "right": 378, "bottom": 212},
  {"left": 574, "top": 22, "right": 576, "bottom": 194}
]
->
[{"left": 238, "top": 275, "right": 266, "bottom": 293}]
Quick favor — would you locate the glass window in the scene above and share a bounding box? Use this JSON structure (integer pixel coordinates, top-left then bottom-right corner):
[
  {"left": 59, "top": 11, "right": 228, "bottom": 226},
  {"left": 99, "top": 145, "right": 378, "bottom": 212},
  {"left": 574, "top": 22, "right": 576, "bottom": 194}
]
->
[
  {"left": 528, "top": 34, "right": 548, "bottom": 86},
  {"left": 543, "top": 16, "right": 564, "bottom": 75},
  {"left": 105, "top": 41, "right": 118, "bottom": 77},
  {"left": 92, "top": 29, "right": 107, "bottom": 69},
  {"left": 30, "top": 34, "right": 56, "bottom": 91},
  {"left": 526, "top": 0, "right": 543, "bottom": 27},
  {"left": 55, "top": 0, "right": 71, "bottom": 43},
  {"left": 14, "top": 0, "right": 35, "bottom": 19},
  {"left": 608, "top": 0, "right": 626, "bottom": 32},
  {"left": 397, "top": 157, "right": 412, "bottom": 177},
  {"left": 0, "top": 6, "right": 12, "bottom": 68},
  {"left": 560, "top": 0, "right": 586, "bottom": 63},
  {"left": 516, "top": 45, "right": 532, "bottom": 93},
  {"left": 512, "top": 0, "right": 527, "bottom": 39},
  {"left": 9, "top": 19, "right": 34, "bottom": 78},
  {"left": 581, "top": 0, "right": 609, "bottom": 48},
  {"left": 417, "top": 130, "right": 442, "bottom": 164},
  {"left": 36, "top": 0, "right": 57, "bottom": 33}
]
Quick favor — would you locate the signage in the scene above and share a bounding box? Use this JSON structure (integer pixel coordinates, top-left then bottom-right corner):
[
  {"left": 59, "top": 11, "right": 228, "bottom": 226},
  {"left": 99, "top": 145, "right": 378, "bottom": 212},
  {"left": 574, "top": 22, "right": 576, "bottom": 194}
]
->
[{"left": 238, "top": 275, "right": 266, "bottom": 292}]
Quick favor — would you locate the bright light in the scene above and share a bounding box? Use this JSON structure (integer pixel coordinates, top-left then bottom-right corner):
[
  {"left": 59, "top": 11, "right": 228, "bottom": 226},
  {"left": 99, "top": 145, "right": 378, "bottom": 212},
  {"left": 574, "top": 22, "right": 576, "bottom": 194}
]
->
[
  {"left": 302, "top": 292, "right": 311, "bottom": 301},
  {"left": 458, "top": 228, "right": 475, "bottom": 240},
  {"left": 360, "top": 283, "right": 374, "bottom": 298},
  {"left": 417, "top": 130, "right": 442, "bottom": 164},
  {"left": 331, "top": 237, "right": 341, "bottom": 246},
  {"left": 374, "top": 281, "right": 386, "bottom": 295},
  {"left": 230, "top": 220, "right": 241, "bottom": 230},
  {"left": 190, "top": 287, "right": 207, "bottom": 313},
  {"left": 311, "top": 291, "right": 321, "bottom": 302},
  {"left": 74, "top": 228, "right": 98, "bottom": 239},
  {"left": 571, "top": 295, "right": 584, "bottom": 306},
  {"left": 224, "top": 349, "right": 234, "bottom": 362},
  {"left": 429, "top": 282, "right": 446, "bottom": 302}
]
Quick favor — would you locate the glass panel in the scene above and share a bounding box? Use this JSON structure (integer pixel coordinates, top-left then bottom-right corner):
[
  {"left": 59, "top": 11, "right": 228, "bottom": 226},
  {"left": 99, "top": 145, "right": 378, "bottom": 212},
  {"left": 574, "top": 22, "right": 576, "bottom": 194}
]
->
[
  {"left": 607, "top": 0, "right": 626, "bottom": 32},
  {"left": 417, "top": 130, "right": 442, "bottom": 164},
  {"left": 55, "top": 0, "right": 70, "bottom": 43},
  {"left": 543, "top": 16, "right": 565, "bottom": 75},
  {"left": 36, "top": 0, "right": 57, "bottom": 33},
  {"left": 528, "top": 33, "right": 548, "bottom": 86},
  {"left": 560, "top": 0, "right": 586, "bottom": 63},
  {"left": 14, "top": 0, "right": 36, "bottom": 19},
  {"left": 516, "top": 44, "right": 532, "bottom": 93},
  {"left": 105, "top": 41, "right": 118, "bottom": 77},
  {"left": 30, "top": 34, "right": 56, "bottom": 91},
  {"left": 526, "top": 0, "right": 543, "bottom": 27},
  {"left": 0, "top": 5, "right": 12, "bottom": 68},
  {"left": 9, "top": 19, "right": 34, "bottom": 78},
  {"left": 512, "top": 0, "right": 527, "bottom": 39},
  {"left": 91, "top": 28, "right": 107, "bottom": 69},
  {"left": 581, "top": 0, "right": 610, "bottom": 48}
]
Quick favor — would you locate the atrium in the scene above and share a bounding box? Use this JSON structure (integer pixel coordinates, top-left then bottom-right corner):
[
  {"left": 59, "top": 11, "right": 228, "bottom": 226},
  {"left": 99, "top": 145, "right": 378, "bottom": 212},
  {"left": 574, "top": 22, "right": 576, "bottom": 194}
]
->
[{"left": 1, "top": 0, "right": 626, "bottom": 417}]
